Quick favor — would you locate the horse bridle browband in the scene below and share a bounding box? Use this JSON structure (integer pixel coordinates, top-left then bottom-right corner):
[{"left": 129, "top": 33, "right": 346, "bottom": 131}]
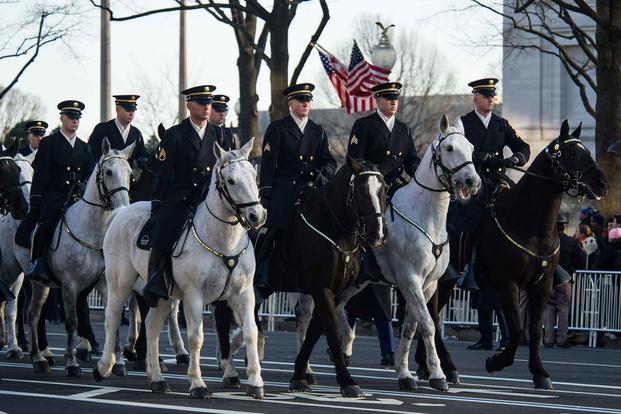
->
[
  {"left": 414, "top": 131, "right": 473, "bottom": 197},
  {"left": 82, "top": 154, "right": 130, "bottom": 210}
]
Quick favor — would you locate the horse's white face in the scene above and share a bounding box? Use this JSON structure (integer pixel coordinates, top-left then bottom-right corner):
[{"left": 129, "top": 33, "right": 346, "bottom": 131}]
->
[
  {"left": 435, "top": 115, "right": 481, "bottom": 200},
  {"left": 214, "top": 138, "right": 266, "bottom": 228},
  {"left": 14, "top": 152, "right": 35, "bottom": 200},
  {"left": 97, "top": 139, "right": 134, "bottom": 209}
]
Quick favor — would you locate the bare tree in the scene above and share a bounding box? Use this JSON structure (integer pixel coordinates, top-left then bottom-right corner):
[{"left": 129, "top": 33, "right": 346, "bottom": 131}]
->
[
  {"left": 0, "top": 86, "right": 44, "bottom": 142},
  {"left": 0, "top": 1, "right": 80, "bottom": 100},
  {"left": 465, "top": 1, "right": 621, "bottom": 216}
]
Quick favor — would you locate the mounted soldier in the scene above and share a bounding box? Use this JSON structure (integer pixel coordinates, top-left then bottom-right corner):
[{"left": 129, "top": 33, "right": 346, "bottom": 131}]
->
[
  {"left": 208, "top": 94, "right": 236, "bottom": 150},
  {"left": 19, "top": 120, "right": 48, "bottom": 156},
  {"left": 88, "top": 95, "right": 149, "bottom": 168},
  {"left": 142, "top": 85, "right": 222, "bottom": 307},
  {"left": 25, "top": 100, "right": 94, "bottom": 284}
]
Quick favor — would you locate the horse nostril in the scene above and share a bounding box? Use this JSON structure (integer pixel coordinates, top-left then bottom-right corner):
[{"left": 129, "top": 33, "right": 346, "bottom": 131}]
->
[
  {"left": 465, "top": 178, "right": 473, "bottom": 187},
  {"left": 249, "top": 213, "right": 258, "bottom": 223}
]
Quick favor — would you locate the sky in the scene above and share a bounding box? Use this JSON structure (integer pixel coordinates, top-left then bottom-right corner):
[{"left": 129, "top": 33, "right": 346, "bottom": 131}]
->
[{"left": 1, "top": 0, "right": 503, "bottom": 137}]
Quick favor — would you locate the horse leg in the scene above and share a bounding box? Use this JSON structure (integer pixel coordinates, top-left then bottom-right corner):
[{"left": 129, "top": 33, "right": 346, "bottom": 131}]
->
[
  {"left": 228, "top": 288, "right": 265, "bottom": 399},
  {"left": 123, "top": 293, "right": 140, "bottom": 360},
  {"left": 76, "top": 288, "right": 96, "bottom": 362},
  {"left": 290, "top": 310, "right": 323, "bottom": 392},
  {"left": 214, "top": 300, "right": 238, "bottom": 387},
  {"left": 315, "top": 287, "right": 361, "bottom": 397},
  {"left": 5, "top": 276, "right": 24, "bottom": 359},
  {"left": 61, "top": 286, "right": 82, "bottom": 377},
  {"left": 335, "top": 283, "right": 367, "bottom": 365},
  {"left": 28, "top": 283, "right": 50, "bottom": 373},
  {"left": 485, "top": 281, "right": 521, "bottom": 373},
  {"left": 526, "top": 283, "right": 553, "bottom": 389},
  {"left": 167, "top": 299, "right": 189, "bottom": 365},
  {"left": 145, "top": 298, "right": 172, "bottom": 394},
  {"left": 181, "top": 292, "right": 209, "bottom": 399},
  {"left": 295, "top": 293, "right": 317, "bottom": 384},
  {"left": 17, "top": 277, "right": 31, "bottom": 352}
]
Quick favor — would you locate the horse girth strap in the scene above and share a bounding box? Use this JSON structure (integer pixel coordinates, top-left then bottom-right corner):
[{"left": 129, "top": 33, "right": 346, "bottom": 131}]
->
[
  {"left": 190, "top": 224, "right": 249, "bottom": 274},
  {"left": 63, "top": 216, "right": 103, "bottom": 253},
  {"left": 299, "top": 212, "right": 358, "bottom": 266},
  {"left": 389, "top": 202, "right": 448, "bottom": 259},
  {"left": 490, "top": 205, "right": 559, "bottom": 266}
]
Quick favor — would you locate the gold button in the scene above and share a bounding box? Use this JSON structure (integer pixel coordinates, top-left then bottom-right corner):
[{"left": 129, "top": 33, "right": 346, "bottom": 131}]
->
[
  {"left": 310, "top": 172, "right": 314, "bottom": 176},
  {"left": 497, "top": 168, "right": 502, "bottom": 172},
  {"left": 66, "top": 167, "right": 71, "bottom": 171},
  {"left": 386, "top": 150, "right": 391, "bottom": 156},
  {"left": 292, "top": 180, "right": 296, "bottom": 185},
  {"left": 77, "top": 167, "right": 80, "bottom": 171},
  {"left": 193, "top": 183, "right": 197, "bottom": 187},
  {"left": 299, "top": 155, "right": 303, "bottom": 160},
  {"left": 193, "top": 167, "right": 197, "bottom": 172},
  {"left": 65, "top": 181, "right": 70, "bottom": 184},
  {"left": 309, "top": 155, "right": 314, "bottom": 161},
  {"left": 495, "top": 152, "right": 499, "bottom": 156},
  {"left": 398, "top": 152, "right": 403, "bottom": 157},
  {"left": 486, "top": 168, "right": 490, "bottom": 172},
  {"left": 206, "top": 166, "right": 211, "bottom": 172}
]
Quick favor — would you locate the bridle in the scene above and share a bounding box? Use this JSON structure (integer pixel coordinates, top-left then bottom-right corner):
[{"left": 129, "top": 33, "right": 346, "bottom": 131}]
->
[
  {"left": 206, "top": 157, "right": 261, "bottom": 230},
  {"left": 82, "top": 154, "right": 130, "bottom": 210},
  {"left": 0, "top": 156, "right": 28, "bottom": 215},
  {"left": 413, "top": 131, "right": 473, "bottom": 198}
]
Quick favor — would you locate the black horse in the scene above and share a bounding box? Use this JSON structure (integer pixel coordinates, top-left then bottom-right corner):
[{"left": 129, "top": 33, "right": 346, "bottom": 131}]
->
[
  {"left": 217, "top": 157, "right": 390, "bottom": 397},
  {"left": 415, "top": 120, "right": 608, "bottom": 389}
]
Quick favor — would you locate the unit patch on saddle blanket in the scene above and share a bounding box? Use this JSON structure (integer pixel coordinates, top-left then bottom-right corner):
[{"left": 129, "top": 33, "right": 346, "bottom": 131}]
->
[{"left": 137, "top": 219, "right": 154, "bottom": 250}]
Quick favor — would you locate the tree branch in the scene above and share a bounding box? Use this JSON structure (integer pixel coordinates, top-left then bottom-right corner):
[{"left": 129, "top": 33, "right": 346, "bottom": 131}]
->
[{"left": 290, "top": 0, "right": 329, "bottom": 85}]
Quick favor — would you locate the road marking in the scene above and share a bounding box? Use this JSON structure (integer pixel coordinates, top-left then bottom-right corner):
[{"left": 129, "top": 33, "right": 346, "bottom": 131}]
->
[
  {"left": 69, "top": 388, "right": 121, "bottom": 398},
  {"left": 514, "top": 358, "right": 621, "bottom": 369}
]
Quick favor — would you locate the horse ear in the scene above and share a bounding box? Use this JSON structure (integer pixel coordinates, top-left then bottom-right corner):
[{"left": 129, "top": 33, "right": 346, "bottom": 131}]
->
[
  {"left": 157, "top": 123, "right": 166, "bottom": 140},
  {"left": 213, "top": 141, "right": 226, "bottom": 162},
  {"left": 5, "top": 137, "right": 18, "bottom": 157},
  {"left": 239, "top": 137, "right": 254, "bottom": 159},
  {"left": 453, "top": 116, "right": 465, "bottom": 134},
  {"left": 560, "top": 120, "right": 570, "bottom": 139},
  {"left": 346, "top": 156, "right": 363, "bottom": 174},
  {"left": 571, "top": 122, "right": 582, "bottom": 139},
  {"left": 439, "top": 114, "right": 449, "bottom": 134},
  {"left": 101, "top": 137, "right": 111, "bottom": 157},
  {"left": 122, "top": 141, "right": 136, "bottom": 159}
]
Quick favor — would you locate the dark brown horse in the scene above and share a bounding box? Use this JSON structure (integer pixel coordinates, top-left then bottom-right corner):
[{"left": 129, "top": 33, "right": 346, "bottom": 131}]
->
[{"left": 416, "top": 120, "right": 608, "bottom": 389}]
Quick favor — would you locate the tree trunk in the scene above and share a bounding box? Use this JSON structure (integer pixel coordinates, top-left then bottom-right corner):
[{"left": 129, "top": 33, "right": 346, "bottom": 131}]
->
[
  {"left": 268, "top": 2, "right": 290, "bottom": 121},
  {"left": 237, "top": 38, "right": 260, "bottom": 153},
  {"left": 595, "top": 1, "right": 621, "bottom": 216}
]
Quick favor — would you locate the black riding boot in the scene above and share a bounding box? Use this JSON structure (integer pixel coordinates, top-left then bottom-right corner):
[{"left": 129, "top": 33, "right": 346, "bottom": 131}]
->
[
  {"left": 26, "top": 225, "right": 52, "bottom": 284},
  {"left": 142, "top": 248, "right": 169, "bottom": 308}
]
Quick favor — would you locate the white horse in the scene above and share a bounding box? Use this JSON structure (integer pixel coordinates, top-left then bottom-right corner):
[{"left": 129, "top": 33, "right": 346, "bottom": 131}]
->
[
  {"left": 0, "top": 152, "right": 36, "bottom": 359},
  {"left": 15, "top": 139, "right": 135, "bottom": 376},
  {"left": 334, "top": 115, "right": 481, "bottom": 391},
  {"left": 95, "top": 139, "right": 267, "bottom": 399}
]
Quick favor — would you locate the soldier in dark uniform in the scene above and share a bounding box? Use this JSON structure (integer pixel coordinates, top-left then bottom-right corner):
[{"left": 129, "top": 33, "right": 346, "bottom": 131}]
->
[
  {"left": 208, "top": 94, "right": 236, "bottom": 150},
  {"left": 453, "top": 78, "right": 530, "bottom": 351},
  {"left": 26, "top": 100, "right": 94, "bottom": 284},
  {"left": 143, "top": 85, "right": 220, "bottom": 307},
  {"left": 88, "top": 95, "right": 148, "bottom": 166},
  {"left": 347, "top": 82, "right": 420, "bottom": 195},
  {"left": 19, "top": 120, "right": 48, "bottom": 156}
]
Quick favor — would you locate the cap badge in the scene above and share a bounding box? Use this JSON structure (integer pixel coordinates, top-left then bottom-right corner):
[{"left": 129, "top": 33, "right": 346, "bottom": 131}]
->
[
  {"left": 489, "top": 79, "right": 494, "bottom": 84},
  {"left": 37, "top": 122, "right": 42, "bottom": 126},
  {"left": 73, "top": 102, "right": 78, "bottom": 107}
]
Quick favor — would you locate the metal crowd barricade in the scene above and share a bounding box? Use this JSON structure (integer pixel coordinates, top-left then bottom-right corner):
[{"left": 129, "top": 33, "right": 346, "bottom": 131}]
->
[{"left": 87, "top": 270, "right": 621, "bottom": 348}]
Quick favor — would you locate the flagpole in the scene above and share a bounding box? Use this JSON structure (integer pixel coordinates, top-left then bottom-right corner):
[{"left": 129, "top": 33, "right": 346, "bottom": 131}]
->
[{"left": 312, "top": 42, "right": 331, "bottom": 56}]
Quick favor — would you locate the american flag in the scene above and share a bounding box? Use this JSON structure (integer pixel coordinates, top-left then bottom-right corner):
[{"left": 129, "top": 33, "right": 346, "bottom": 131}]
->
[{"left": 317, "top": 41, "right": 391, "bottom": 114}]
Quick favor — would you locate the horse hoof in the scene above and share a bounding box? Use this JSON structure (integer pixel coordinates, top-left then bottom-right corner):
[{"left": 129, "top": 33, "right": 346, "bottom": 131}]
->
[
  {"left": 398, "top": 377, "right": 417, "bottom": 391},
  {"left": 340, "top": 385, "right": 363, "bottom": 398},
  {"left": 485, "top": 357, "right": 498, "bottom": 373},
  {"left": 150, "top": 380, "right": 170, "bottom": 393},
  {"left": 190, "top": 386, "right": 211, "bottom": 399},
  {"left": 44, "top": 355, "right": 56, "bottom": 366},
  {"left": 112, "top": 364, "right": 127, "bottom": 377},
  {"left": 289, "top": 379, "right": 311, "bottom": 392},
  {"left": 92, "top": 367, "right": 104, "bottom": 382},
  {"left": 533, "top": 376, "right": 553, "bottom": 390},
  {"left": 304, "top": 373, "right": 318, "bottom": 385},
  {"left": 132, "top": 360, "right": 146, "bottom": 371},
  {"left": 91, "top": 344, "right": 103, "bottom": 356},
  {"left": 66, "top": 366, "right": 83, "bottom": 378},
  {"left": 176, "top": 353, "right": 190, "bottom": 366},
  {"left": 76, "top": 348, "right": 91, "bottom": 363},
  {"left": 223, "top": 376, "right": 241, "bottom": 389},
  {"left": 429, "top": 378, "right": 449, "bottom": 392},
  {"left": 416, "top": 366, "right": 430, "bottom": 381},
  {"left": 122, "top": 346, "right": 138, "bottom": 362},
  {"left": 32, "top": 360, "right": 50, "bottom": 374},
  {"left": 6, "top": 349, "right": 23, "bottom": 360},
  {"left": 445, "top": 369, "right": 460, "bottom": 385},
  {"left": 246, "top": 385, "right": 264, "bottom": 399}
]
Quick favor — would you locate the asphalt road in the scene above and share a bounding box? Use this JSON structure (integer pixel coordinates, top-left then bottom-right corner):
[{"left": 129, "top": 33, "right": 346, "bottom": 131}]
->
[{"left": 1, "top": 320, "right": 620, "bottom": 414}]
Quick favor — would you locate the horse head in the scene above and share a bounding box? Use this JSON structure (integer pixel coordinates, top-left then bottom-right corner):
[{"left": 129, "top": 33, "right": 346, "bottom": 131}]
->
[
  {"left": 87, "top": 137, "right": 134, "bottom": 209},
  {"left": 213, "top": 137, "right": 266, "bottom": 229},
  {"left": 346, "top": 157, "right": 390, "bottom": 248},
  {"left": 430, "top": 114, "right": 481, "bottom": 201},
  {"left": 14, "top": 150, "right": 36, "bottom": 200},
  {"left": 548, "top": 120, "right": 608, "bottom": 200},
  {"left": 0, "top": 138, "right": 28, "bottom": 219}
]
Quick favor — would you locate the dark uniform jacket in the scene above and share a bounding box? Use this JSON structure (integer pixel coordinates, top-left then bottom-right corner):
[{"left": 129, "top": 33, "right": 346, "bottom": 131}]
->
[
  {"left": 151, "top": 118, "right": 230, "bottom": 252},
  {"left": 208, "top": 123, "right": 236, "bottom": 150},
  {"left": 88, "top": 119, "right": 148, "bottom": 164},
  {"left": 449, "top": 110, "right": 531, "bottom": 234},
  {"left": 347, "top": 112, "right": 419, "bottom": 188},
  {"left": 259, "top": 115, "right": 336, "bottom": 229},
  {"left": 18, "top": 145, "right": 34, "bottom": 156},
  {"left": 30, "top": 131, "right": 94, "bottom": 226}
]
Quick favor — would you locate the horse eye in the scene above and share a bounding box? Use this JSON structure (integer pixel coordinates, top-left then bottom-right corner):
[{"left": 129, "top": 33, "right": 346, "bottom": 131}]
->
[
  {"left": 446, "top": 145, "right": 454, "bottom": 152},
  {"left": 105, "top": 170, "right": 112, "bottom": 176},
  {"left": 227, "top": 178, "right": 235, "bottom": 185}
]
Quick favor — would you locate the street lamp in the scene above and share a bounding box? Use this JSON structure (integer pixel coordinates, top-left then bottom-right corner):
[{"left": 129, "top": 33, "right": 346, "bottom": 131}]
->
[{"left": 371, "top": 22, "right": 397, "bottom": 71}]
